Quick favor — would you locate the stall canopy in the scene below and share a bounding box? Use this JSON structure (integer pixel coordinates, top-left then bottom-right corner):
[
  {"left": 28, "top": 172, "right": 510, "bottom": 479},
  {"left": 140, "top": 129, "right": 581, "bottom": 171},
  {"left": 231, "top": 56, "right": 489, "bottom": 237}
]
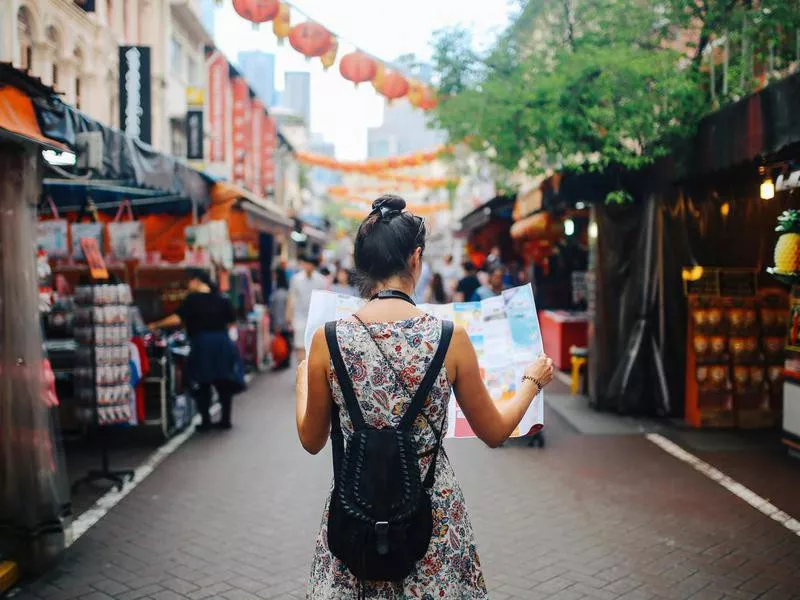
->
[
  {"left": 210, "top": 181, "right": 293, "bottom": 231},
  {"left": 458, "top": 195, "right": 516, "bottom": 235},
  {"left": 33, "top": 95, "right": 212, "bottom": 211},
  {"left": 0, "top": 67, "right": 67, "bottom": 151}
]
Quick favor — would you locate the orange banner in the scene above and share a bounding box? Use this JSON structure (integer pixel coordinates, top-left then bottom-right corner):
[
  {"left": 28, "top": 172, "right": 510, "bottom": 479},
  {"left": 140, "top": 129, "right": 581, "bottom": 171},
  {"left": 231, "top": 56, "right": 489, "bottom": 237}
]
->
[{"left": 295, "top": 144, "right": 454, "bottom": 173}]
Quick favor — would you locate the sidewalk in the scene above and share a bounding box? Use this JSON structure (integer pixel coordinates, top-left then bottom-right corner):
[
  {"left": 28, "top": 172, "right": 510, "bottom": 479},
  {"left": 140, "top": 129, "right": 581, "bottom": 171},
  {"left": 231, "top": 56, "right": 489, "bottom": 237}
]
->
[{"left": 12, "top": 370, "right": 800, "bottom": 600}]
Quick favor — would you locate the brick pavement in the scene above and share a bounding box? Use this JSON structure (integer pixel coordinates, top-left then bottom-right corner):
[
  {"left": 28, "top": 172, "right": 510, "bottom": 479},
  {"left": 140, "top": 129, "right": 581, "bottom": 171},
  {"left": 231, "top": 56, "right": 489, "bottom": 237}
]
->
[{"left": 13, "top": 370, "right": 800, "bottom": 600}]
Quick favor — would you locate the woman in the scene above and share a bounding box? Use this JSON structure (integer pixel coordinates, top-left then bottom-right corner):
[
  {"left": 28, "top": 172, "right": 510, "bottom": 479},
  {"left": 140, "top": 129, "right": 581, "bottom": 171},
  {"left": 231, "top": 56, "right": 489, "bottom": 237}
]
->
[
  {"left": 296, "top": 195, "right": 554, "bottom": 598},
  {"left": 425, "top": 272, "right": 448, "bottom": 304},
  {"left": 148, "top": 269, "right": 244, "bottom": 431},
  {"left": 331, "top": 266, "right": 356, "bottom": 296}
]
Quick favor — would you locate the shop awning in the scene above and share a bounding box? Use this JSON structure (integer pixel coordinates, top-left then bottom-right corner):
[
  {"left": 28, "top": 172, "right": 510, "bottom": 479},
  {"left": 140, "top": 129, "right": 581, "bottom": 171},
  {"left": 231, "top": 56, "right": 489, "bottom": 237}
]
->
[
  {"left": 41, "top": 178, "right": 193, "bottom": 215},
  {"left": 33, "top": 97, "right": 212, "bottom": 209},
  {"left": 458, "top": 195, "right": 516, "bottom": 235},
  {"left": 210, "top": 181, "right": 293, "bottom": 231},
  {"left": 510, "top": 212, "right": 562, "bottom": 242},
  {"left": 0, "top": 83, "right": 68, "bottom": 151}
]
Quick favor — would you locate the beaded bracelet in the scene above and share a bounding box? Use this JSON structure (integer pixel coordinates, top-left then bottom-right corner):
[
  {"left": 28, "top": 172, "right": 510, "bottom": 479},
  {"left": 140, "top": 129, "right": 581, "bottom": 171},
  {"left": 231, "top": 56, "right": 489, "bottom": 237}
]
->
[{"left": 521, "top": 375, "right": 543, "bottom": 393}]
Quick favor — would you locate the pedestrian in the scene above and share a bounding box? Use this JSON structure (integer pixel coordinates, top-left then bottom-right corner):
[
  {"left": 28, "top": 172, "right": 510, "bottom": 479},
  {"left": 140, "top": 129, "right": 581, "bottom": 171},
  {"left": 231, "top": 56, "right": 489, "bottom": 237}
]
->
[
  {"left": 148, "top": 269, "right": 244, "bottom": 431},
  {"left": 454, "top": 261, "right": 481, "bottom": 302},
  {"left": 295, "top": 194, "right": 554, "bottom": 598},
  {"left": 269, "top": 267, "right": 292, "bottom": 369},
  {"left": 331, "top": 266, "right": 357, "bottom": 296},
  {"left": 424, "top": 272, "right": 448, "bottom": 304},
  {"left": 413, "top": 259, "right": 432, "bottom": 303},
  {"left": 472, "top": 266, "right": 507, "bottom": 301},
  {"left": 286, "top": 254, "right": 327, "bottom": 363},
  {"left": 439, "top": 254, "right": 461, "bottom": 299},
  {"left": 484, "top": 246, "right": 502, "bottom": 272}
]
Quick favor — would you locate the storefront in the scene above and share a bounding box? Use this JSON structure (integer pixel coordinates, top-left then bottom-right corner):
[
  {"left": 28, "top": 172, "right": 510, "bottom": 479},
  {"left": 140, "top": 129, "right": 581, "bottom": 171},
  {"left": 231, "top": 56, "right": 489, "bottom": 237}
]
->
[{"left": 457, "top": 195, "right": 517, "bottom": 269}]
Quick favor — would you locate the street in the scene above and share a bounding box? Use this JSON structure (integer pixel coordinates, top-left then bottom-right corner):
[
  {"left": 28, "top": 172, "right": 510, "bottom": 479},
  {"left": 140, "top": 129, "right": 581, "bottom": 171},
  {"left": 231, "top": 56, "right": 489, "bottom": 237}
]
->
[{"left": 15, "top": 371, "right": 800, "bottom": 600}]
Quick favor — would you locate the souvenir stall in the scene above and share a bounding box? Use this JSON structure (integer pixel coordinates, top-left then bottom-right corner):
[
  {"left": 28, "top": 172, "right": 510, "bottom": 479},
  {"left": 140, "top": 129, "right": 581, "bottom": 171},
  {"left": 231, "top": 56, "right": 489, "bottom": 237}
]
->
[
  {"left": 209, "top": 182, "right": 294, "bottom": 371},
  {"left": 511, "top": 181, "right": 591, "bottom": 371},
  {"left": 457, "top": 195, "right": 517, "bottom": 269},
  {"left": 33, "top": 96, "right": 215, "bottom": 441}
]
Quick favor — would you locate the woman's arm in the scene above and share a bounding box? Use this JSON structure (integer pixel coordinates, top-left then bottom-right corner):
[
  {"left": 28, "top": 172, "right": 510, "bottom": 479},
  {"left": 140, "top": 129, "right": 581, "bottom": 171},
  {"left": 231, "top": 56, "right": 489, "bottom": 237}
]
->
[
  {"left": 448, "top": 326, "right": 553, "bottom": 448},
  {"left": 296, "top": 327, "right": 333, "bottom": 454},
  {"left": 148, "top": 313, "right": 181, "bottom": 331}
]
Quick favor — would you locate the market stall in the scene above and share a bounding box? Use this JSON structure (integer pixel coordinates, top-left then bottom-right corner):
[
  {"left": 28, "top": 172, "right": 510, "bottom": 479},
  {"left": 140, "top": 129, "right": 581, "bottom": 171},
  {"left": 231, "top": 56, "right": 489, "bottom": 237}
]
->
[{"left": 457, "top": 195, "right": 517, "bottom": 269}]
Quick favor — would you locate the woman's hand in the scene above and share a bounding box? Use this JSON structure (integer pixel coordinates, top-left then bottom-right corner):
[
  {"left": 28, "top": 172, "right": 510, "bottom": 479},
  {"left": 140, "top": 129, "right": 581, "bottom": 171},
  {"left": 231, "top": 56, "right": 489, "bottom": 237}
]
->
[{"left": 521, "top": 355, "right": 554, "bottom": 395}]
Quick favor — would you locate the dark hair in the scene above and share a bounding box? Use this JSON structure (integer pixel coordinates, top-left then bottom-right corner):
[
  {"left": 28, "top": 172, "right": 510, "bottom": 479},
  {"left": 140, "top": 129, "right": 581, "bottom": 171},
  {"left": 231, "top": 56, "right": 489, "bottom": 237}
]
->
[
  {"left": 431, "top": 272, "right": 447, "bottom": 303},
  {"left": 186, "top": 268, "right": 217, "bottom": 292},
  {"left": 319, "top": 266, "right": 331, "bottom": 277},
  {"left": 274, "top": 267, "right": 288, "bottom": 290},
  {"left": 300, "top": 253, "right": 319, "bottom": 267},
  {"left": 353, "top": 194, "right": 426, "bottom": 297},
  {"left": 462, "top": 261, "right": 477, "bottom": 273}
]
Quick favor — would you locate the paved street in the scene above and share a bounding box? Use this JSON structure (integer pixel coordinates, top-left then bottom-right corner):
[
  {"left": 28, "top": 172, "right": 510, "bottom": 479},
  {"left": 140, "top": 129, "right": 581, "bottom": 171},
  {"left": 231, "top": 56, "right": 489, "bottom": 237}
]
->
[{"left": 15, "top": 370, "right": 800, "bottom": 600}]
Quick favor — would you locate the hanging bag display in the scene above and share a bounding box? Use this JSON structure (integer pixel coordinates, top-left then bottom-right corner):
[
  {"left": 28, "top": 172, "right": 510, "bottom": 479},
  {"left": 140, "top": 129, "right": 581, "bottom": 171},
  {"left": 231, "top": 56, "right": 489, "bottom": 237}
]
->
[
  {"left": 37, "top": 197, "right": 69, "bottom": 258},
  {"left": 107, "top": 200, "right": 145, "bottom": 261}
]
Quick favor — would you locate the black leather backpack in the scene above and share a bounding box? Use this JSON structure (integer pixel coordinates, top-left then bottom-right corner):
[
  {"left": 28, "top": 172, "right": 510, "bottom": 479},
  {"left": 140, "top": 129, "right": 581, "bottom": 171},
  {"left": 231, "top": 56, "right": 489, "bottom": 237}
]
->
[{"left": 324, "top": 319, "right": 454, "bottom": 583}]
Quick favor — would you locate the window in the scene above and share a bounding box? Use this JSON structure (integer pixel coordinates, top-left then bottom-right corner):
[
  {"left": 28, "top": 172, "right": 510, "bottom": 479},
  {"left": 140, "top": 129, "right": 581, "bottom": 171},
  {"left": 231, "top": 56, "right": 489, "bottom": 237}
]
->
[
  {"left": 75, "top": 77, "right": 82, "bottom": 109},
  {"left": 170, "top": 37, "right": 183, "bottom": 77},
  {"left": 17, "top": 7, "right": 34, "bottom": 71},
  {"left": 52, "top": 64, "right": 58, "bottom": 87}
]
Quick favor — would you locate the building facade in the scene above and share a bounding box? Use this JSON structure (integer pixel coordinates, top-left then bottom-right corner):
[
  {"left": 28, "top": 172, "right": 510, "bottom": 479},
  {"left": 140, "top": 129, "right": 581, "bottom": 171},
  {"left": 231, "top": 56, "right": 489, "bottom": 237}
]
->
[
  {"left": 2, "top": 0, "right": 211, "bottom": 158},
  {"left": 281, "top": 71, "right": 310, "bottom": 127},
  {"left": 367, "top": 100, "right": 446, "bottom": 159}
]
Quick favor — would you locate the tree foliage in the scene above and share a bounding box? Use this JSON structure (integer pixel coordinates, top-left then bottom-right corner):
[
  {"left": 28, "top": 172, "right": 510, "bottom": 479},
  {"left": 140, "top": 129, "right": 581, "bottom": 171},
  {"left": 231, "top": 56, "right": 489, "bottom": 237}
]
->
[{"left": 430, "top": 0, "right": 800, "bottom": 186}]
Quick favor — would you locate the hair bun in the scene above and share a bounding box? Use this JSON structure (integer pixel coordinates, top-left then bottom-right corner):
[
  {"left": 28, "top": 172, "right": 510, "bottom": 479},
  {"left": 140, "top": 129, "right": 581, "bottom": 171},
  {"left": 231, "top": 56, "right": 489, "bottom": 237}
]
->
[{"left": 372, "top": 194, "right": 406, "bottom": 212}]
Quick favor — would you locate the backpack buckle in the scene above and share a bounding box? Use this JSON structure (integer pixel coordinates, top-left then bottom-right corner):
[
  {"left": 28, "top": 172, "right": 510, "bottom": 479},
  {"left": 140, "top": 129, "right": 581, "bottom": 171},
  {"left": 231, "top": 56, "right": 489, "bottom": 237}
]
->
[{"left": 374, "top": 521, "right": 390, "bottom": 555}]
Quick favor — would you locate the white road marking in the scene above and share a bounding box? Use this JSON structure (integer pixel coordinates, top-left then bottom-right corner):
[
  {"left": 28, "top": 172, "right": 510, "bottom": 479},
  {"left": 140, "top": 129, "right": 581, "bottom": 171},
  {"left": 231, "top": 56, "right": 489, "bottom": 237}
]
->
[
  {"left": 646, "top": 432, "right": 800, "bottom": 536},
  {"left": 67, "top": 421, "right": 197, "bottom": 546}
]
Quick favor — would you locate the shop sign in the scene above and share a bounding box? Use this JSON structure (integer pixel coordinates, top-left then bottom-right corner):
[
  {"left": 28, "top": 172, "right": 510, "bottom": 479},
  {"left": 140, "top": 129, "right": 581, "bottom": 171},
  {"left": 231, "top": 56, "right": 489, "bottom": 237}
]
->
[
  {"left": 186, "top": 87, "right": 205, "bottom": 108},
  {"left": 119, "top": 46, "right": 152, "bottom": 143},
  {"left": 231, "top": 77, "right": 249, "bottom": 187},
  {"left": 262, "top": 116, "right": 276, "bottom": 192},
  {"left": 252, "top": 101, "right": 264, "bottom": 197},
  {"left": 207, "top": 52, "right": 228, "bottom": 162},
  {"left": 186, "top": 109, "right": 204, "bottom": 160}
]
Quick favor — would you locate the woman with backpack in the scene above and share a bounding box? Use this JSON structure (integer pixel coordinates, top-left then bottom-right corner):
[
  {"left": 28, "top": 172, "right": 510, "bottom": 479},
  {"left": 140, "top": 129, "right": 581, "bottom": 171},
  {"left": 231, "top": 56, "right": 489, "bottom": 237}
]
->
[{"left": 295, "top": 195, "right": 554, "bottom": 598}]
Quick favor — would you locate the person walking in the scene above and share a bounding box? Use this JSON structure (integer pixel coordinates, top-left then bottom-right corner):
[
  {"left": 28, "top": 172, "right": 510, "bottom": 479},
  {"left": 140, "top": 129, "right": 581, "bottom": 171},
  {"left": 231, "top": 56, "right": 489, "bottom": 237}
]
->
[
  {"left": 269, "top": 267, "right": 292, "bottom": 369},
  {"left": 295, "top": 195, "right": 554, "bottom": 598},
  {"left": 472, "top": 266, "right": 507, "bottom": 301},
  {"left": 424, "top": 272, "right": 448, "bottom": 304},
  {"left": 148, "top": 269, "right": 244, "bottom": 431},
  {"left": 331, "top": 266, "right": 357, "bottom": 296},
  {"left": 455, "top": 261, "right": 481, "bottom": 302},
  {"left": 286, "top": 254, "right": 327, "bottom": 363}
]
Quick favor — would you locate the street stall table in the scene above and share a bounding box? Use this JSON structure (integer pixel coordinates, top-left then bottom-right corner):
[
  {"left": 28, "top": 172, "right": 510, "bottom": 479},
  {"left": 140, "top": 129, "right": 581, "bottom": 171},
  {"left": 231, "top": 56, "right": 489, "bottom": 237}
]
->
[{"left": 539, "top": 310, "right": 589, "bottom": 371}]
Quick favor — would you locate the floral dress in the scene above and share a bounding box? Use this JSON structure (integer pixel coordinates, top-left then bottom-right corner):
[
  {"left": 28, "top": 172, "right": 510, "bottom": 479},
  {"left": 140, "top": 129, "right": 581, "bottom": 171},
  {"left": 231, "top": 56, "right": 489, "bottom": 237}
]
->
[{"left": 308, "top": 314, "right": 488, "bottom": 599}]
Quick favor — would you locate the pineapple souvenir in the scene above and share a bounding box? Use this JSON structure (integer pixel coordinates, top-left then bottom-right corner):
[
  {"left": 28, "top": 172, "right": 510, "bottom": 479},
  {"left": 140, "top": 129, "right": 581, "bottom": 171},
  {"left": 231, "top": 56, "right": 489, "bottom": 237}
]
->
[{"left": 772, "top": 209, "right": 800, "bottom": 275}]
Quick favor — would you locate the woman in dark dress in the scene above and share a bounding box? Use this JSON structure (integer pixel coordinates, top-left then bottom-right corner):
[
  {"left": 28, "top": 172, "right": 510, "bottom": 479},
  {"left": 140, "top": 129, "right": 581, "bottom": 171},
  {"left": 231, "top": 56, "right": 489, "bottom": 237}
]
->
[{"left": 148, "top": 269, "right": 245, "bottom": 431}]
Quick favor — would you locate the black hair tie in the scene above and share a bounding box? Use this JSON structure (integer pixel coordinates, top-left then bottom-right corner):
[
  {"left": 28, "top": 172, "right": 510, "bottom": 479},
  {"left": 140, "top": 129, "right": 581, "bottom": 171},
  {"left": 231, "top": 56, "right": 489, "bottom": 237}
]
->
[{"left": 370, "top": 197, "right": 402, "bottom": 221}]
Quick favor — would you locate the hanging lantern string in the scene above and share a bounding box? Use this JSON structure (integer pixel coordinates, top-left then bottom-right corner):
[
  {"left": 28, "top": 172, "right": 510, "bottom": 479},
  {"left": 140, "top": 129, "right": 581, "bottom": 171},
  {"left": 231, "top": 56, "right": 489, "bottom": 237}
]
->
[{"left": 241, "top": 0, "right": 422, "bottom": 82}]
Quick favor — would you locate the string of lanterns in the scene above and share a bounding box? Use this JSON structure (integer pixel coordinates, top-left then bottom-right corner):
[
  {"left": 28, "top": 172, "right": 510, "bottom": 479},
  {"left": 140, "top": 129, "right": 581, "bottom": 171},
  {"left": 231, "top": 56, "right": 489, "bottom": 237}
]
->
[
  {"left": 294, "top": 144, "right": 454, "bottom": 174},
  {"left": 227, "top": 0, "right": 439, "bottom": 110},
  {"left": 335, "top": 198, "right": 450, "bottom": 219}
]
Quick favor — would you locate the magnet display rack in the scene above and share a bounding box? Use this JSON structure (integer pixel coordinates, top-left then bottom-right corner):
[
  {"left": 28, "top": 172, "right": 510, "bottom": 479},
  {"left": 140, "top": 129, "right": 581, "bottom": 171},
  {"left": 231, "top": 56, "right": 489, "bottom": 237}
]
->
[{"left": 71, "top": 281, "right": 135, "bottom": 491}]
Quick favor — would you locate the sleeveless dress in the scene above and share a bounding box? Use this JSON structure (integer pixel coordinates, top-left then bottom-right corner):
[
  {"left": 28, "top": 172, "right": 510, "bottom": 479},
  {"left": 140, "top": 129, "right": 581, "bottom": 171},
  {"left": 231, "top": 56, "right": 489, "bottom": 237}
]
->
[{"left": 308, "top": 314, "right": 489, "bottom": 599}]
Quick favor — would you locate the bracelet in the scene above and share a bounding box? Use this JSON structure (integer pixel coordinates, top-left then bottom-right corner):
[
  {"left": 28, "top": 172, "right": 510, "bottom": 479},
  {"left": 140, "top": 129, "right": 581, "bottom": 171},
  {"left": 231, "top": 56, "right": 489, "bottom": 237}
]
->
[{"left": 521, "top": 375, "right": 543, "bottom": 392}]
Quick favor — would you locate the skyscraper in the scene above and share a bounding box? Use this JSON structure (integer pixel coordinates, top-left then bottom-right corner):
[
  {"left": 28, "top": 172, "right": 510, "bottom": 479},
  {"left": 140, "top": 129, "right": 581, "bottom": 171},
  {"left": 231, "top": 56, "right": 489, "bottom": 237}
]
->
[
  {"left": 238, "top": 51, "right": 276, "bottom": 106},
  {"left": 282, "top": 72, "right": 311, "bottom": 127}
]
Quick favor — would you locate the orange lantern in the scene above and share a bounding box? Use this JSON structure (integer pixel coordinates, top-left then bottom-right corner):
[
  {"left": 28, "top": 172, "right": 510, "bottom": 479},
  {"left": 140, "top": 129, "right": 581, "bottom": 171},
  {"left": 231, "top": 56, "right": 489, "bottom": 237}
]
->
[
  {"left": 419, "top": 88, "right": 438, "bottom": 111},
  {"left": 320, "top": 37, "right": 338, "bottom": 70},
  {"left": 273, "top": 2, "right": 290, "bottom": 44},
  {"left": 376, "top": 71, "right": 409, "bottom": 101},
  {"left": 339, "top": 51, "right": 378, "bottom": 87},
  {"left": 408, "top": 80, "right": 424, "bottom": 107},
  {"left": 289, "top": 22, "right": 333, "bottom": 59},
  {"left": 233, "top": 0, "right": 280, "bottom": 24}
]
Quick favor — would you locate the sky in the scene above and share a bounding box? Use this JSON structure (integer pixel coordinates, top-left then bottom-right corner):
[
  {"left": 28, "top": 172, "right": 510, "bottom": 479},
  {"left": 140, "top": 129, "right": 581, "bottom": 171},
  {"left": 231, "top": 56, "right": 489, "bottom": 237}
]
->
[{"left": 212, "top": 0, "right": 517, "bottom": 160}]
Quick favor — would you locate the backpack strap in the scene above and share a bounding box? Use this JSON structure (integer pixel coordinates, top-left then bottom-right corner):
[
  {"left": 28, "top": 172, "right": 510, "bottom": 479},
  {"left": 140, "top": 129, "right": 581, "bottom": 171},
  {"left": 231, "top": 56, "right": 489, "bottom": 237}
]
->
[
  {"left": 325, "top": 321, "right": 367, "bottom": 431},
  {"left": 399, "top": 320, "right": 454, "bottom": 430}
]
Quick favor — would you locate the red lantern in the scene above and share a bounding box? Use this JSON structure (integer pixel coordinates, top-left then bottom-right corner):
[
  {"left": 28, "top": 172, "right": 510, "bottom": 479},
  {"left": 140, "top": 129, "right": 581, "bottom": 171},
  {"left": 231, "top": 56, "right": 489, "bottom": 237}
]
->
[
  {"left": 289, "top": 22, "right": 333, "bottom": 59},
  {"left": 233, "top": 0, "right": 280, "bottom": 24},
  {"left": 339, "top": 51, "right": 377, "bottom": 86},
  {"left": 376, "top": 71, "right": 409, "bottom": 101}
]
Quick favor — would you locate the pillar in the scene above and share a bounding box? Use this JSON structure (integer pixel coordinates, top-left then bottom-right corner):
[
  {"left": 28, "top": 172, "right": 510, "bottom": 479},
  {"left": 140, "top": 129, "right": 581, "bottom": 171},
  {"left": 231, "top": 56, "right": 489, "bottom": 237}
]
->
[{"left": 0, "top": 141, "right": 70, "bottom": 574}]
